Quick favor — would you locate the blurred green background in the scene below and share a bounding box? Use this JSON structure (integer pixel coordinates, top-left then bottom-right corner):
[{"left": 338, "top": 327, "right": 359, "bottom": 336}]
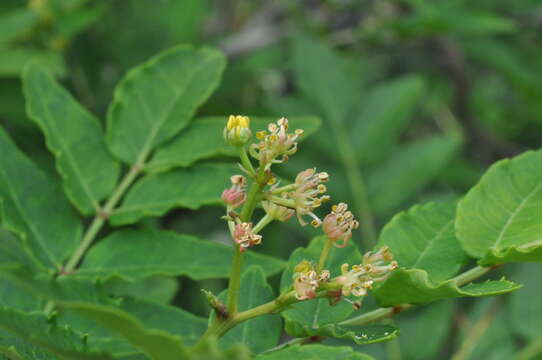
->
[{"left": 2, "top": 0, "right": 542, "bottom": 359}]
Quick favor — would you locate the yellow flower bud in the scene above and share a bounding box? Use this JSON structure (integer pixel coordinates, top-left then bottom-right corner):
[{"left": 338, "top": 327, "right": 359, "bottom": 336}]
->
[{"left": 223, "top": 115, "right": 252, "bottom": 146}]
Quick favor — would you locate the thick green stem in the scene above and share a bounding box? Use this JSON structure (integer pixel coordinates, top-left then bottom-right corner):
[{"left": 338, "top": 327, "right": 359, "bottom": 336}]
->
[
  {"left": 227, "top": 168, "right": 266, "bottom": 315},
  {"left": 239, "top": 146, "right": 255, "bottom": 175},
  {"left": 317, "top": 238, "right": 333, "bottom": 272}
]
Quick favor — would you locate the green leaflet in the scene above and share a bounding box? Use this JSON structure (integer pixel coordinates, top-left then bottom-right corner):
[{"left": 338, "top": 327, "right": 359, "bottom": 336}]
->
[
  {"left": 0, "top": 9, "right": 39, "bottom": 45},
  {"left": 373, "top": 268, "right": 521, "bottom": 306},
  {"left": 255, "top": 344, "right": 374, "bottom": 360},
  {"left": 77, "top": 229, "right": 285, "bottom": 280},
  {"left": 103, "top": 276, "right": 179, "bottom": 305},
  {"left": 377, "top": 201, "right": 467, "bottom": 283},
  {"left": 109, "top": 162, "right": 237, "bottom": 226},
  {"left": 456, "top": 149, "right": 542, "bottom": 264},
  {"left": 0, "top": 126, "right": 82, "bottom": 270},
  {"left": 214, "top": 266, "right": 282, "bottom": 354},
  {"left": 0, "top": 306, "right": 114, "bottom": 360},
  {"left": 280, "top": 237, "right": 362, "bottom": 332},
  {"left": 0, "top": 47, "right": 65, "bottom": 77},
  {"left": 284, "top": 321, "right": 398, "bottom": 345},
  {"left": 0, "top": 331, "right": 57, "bottom": 360},
  {"left": 367, "top": 135, "right": 461, "bottom": 215},
  {"left": 106, "top": 45, "right": 226, "bottom": 164},
  {"left": 353, "top": 75, "right": 425, "bottom": 166},
  {"left": 23, "top": 63, "right": 120, "bottom": 215},
  {"left": 147, "top": 116, "right": 321, "bottom": 173}
]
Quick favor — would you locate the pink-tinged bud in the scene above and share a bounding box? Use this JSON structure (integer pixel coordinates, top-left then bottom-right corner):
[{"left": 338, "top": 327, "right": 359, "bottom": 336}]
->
[
  {"left": 323, "top": 203, "right": 359, "bottom": 248},
  {"left": 221, "top": 175, "right": 247, "bottom": 209},
  {"left": 233, "top": 222, "right": 262, "bottom": 252}
]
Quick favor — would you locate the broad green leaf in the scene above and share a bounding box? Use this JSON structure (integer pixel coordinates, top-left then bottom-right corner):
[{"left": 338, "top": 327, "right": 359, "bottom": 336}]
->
[
  {"left": 508, "top": 264, "right": 542, "bottom": 342},
  {"left": 397, "top": 300, "right": 454, "bottom": 360},
  {"left": 456, "top": 149, "right": 542, "bottom": 264},
  {"left": 291, "top": 34, "right": 359, "bottom": 122},
  {"left": 368, "top": 135, "right": 461, "bottom": 214},
  {"left": 0, "top": 279, "right": 41, "bottom": 312},
  {"left": 147, "top": 116, "right": 321, "bottom": 173},
  {"left": 0, "top": 229, "right": 41, "bottom": 269},
  {"left": 0, "top": 47, "right": 65, "bottom": 77},
  {"left": 104, "top": 276, "right": 179, "bottom": 305},
  {"left": 280, "top": 237, "right": 362, "bottom": 331},
  {"left": 373, "top": 268, "right": 521, "bottom": 306},
  {"left": 0, "top": 9, "right": 39, "bottom": 45},
  {"left": 353, "top": 75, "right": 425, "bottom": 165},
  {"left": 215, "top": 266, "right": 282, "bottom": 354},
  {"left": 110, "top": 163, "right": 237, "bottom": 226},
  {"left": 23, "top": 64, "right": 120, "bottom": 215},
  {"left": 284, "top": 322, "right": 398, "bottom": 345},
  {"left": 77, "top": 229, "right": 285, "bottom": 280},
  {"left": 106, "top": 45, "right": 226, "bottom": 164},
  {"left": 0, "top": 331, "right": 57, "bottom": 360},
  {"left": 378, "top": 201, "right": 467, "bottom": 283},
  {"left": 0, "top": 267, "right": 192, "bottom": 360},
  {"left": 255, "top": 344, "right": 374, "bottom": 360},
  {"left": 190, "top": 337, "right": 251, "bottom": 360},
  {"left": 0, "top": 126, "right": 82, "bottom": 269},
  {"left": 0, "top": 306, "right": 114, "bottom": 360}
]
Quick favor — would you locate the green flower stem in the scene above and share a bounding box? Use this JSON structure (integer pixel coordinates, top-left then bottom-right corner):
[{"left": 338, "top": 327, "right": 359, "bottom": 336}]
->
[
  {"left": 264, "top": 195, "right": 296, "bottom": 208},
  {"left": 317, "top": 238, "right": 333, "bottom": 272},
  {"left": 239, "top": 146, "right": 255, "bottom": 175},
  {"left": 227, "top": 167, "right": 266, "bottom": 315},
  {"left": 269, "top": 183, "right": 297, "bottom": 195},
  {"left": 340, "top": 265, "right": 495, "bottom": 326},
  {"left": 253, "top": 213, "right": 274, "bottom": 234}
]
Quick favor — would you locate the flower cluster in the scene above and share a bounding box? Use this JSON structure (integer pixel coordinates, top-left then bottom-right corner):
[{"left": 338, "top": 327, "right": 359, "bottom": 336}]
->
[
  {"left": 337, "top": 246, "right": 397, "bottom": 298},
  {"left": 292, "top": 260, "right": 330, "bottom": 300},
  {"left": 221, "top": 175, "right": 247, "bottom": 209},
  {"left": 323, "top": 203, "right": 359, "bottom": 248},
  {"left": 233, "top": 222, "right": 262, "bottom": 252},
  {"left": 249, "top": 117, "right": 303, "bottom": 167}
]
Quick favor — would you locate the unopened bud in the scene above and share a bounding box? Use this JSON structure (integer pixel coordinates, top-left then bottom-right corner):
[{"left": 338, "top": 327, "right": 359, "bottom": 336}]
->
[
  {"left": 223, "top": 115, "right": 252, "bottom": 146},
  {"left": 262, "top": 201, "right": 294, "bottom": 222}
]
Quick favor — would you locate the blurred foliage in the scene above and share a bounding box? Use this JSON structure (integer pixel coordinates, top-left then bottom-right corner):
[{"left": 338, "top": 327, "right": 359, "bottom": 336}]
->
[{"left": 2, "top": 0, "right": 542, "bottom": 358}]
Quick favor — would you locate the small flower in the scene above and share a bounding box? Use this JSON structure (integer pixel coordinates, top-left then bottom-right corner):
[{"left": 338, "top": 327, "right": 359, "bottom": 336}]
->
[
  {"left": 223, "top": 115, "right": 252, "bottom": 146},
  {"left": 233, "top": 222, "right": 262, "bottom": 252},
  {"left": 249, "top": 117, "right": 303, "bottom": 166},
  {"left": 337, "top": 246, "right": 398, "bottom": 298},
  {"left": 292, "top": 260, "right": 330, "bottom": 300},
  {"left": 323, "top": 203, "right": 359, "bottom": 248},
  {"left": 289, "top": 168, "right": 330, "bottom": 227},
  {"left": 262, "top": 200, "right": 295, "bottom": 222},
  {"left": 221, "top": 175, "right": 247, "bottom": 209}
]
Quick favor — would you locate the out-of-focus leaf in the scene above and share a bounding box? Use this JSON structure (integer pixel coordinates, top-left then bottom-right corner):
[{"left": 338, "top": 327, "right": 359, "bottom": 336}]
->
[
  {"left": 457, "top": 149, "right": 542, "bottom": 264},
  {"left": 0, "top": 126, "right": 82, "bottom": 270},
  {"left": 508, "top": 263, "right": 542, "bottom": 342},
  {"left": 23, "top": 63, "right": 120, "bottom": 215},
  {"left": 280, "top": 237, "right": 362, "bottom": 332},
  {"left": 106, "top": 45, "right": 225, "bottom": 164},
  {"left": 215, "top": 266, "right": 282, "bottom": 354},
  {"left": 373, "top": 268, "right": 520, "bottom": 306},
  {"left": 77, "top": 229, "right": 285, "bottom": 280},
  {"left": 0, "top": 47, "right": 65, "bottom": 78},
  {"left": 147, "top": 116, "right": 321, "bottom": 173},
  {"left": 0, "top": 331, "right": 57, "bottom": 360},
  {"left": 0, "top": 9, "right": 39, "bottom": 45},
  {"left": 0, "top": 306, "right": 115, "bottom": 360},
  {"left": 110, "top": 163, "right": 237, "bottom": 226},
  {"left": 103, "top": 276, "right": 179, "bottom": 305},
  {"left": 255, "top": 344, "right": 374, "bottom": 360},
  {"left": 378, "top": 201, "right": 467, "bottom": 283},
  {"left": 397, "top": 300, "right": 454, "bottom": 360},
  {"left": 368, "top": 135, "right": 461, "bottom": 215},
  {"left": 353, "top": 75, "right": 425, "bottom": 165}
]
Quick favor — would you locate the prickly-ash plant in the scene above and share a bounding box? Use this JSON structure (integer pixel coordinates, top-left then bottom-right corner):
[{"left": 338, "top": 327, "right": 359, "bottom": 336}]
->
[{"left": 0, "top": 44, "right": 541, "bottom": 360}]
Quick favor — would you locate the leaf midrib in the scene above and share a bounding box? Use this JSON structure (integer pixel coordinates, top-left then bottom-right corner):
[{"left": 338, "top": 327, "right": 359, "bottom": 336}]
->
[{"left": 411, "top": 220, "right": 453, "bottom": 270}]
